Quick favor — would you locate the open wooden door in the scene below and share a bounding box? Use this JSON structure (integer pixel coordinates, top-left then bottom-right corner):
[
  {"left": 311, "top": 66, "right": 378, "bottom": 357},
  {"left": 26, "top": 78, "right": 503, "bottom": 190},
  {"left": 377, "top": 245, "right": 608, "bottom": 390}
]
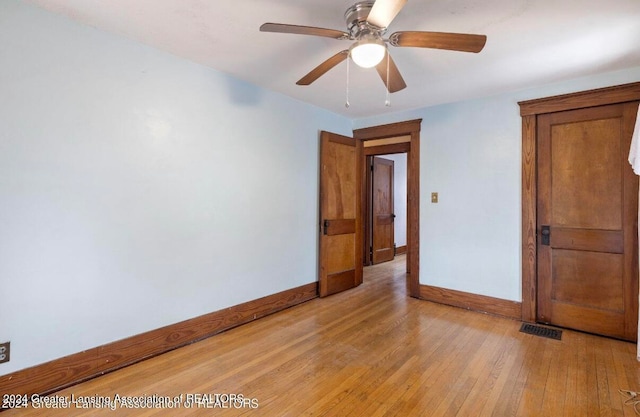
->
[
  {"left": 537, "top": 103, "right": 639, "bottom": 341},
  {"left": 319, "top": 131, "right": 363, "bottom": 297},
  {"left": 371, "top": 156, "right": 395, "bottom": 264}
]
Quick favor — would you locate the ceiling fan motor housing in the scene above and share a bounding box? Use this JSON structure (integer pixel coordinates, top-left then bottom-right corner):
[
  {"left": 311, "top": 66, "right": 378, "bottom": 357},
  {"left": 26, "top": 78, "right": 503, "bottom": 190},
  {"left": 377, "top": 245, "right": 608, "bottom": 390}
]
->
[{"left": 345, "top": 1, "right": 387, "bottom": 39}]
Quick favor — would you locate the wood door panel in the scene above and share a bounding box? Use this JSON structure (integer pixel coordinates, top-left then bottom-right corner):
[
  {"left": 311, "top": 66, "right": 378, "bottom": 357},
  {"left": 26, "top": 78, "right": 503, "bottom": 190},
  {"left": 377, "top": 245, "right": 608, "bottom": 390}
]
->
[
  {"left": 323, "top": 139, "right": 357, "bottom": 220},
  {"left": 372, "top": 157, "right": 395, "bottom": 264},
  {"left": 548, "top": 303, "right": 625, "bottom": 338},
  {"left": 319, "top": 131, "right": 363, "bottom": 297},
  {"left": 373, "top": 247, "right": 394, "bottom": 263},
  {"left": 536, "top": 102, "right": 638, "bottom": 341},
  {"left": 373, "top": 218, "right": 394, "bottom": 261},
  {"left": 551, "top": 249, "right": 624, "bottom": 311},
  {"left": 325, "top": 234, "right": 356, "bottom": 273},
  {"left": 326, "top": 270, "right": 357, "bottom": 295},
  {"left": 324, "top": 219, "right": 356, "bottom": 236},
  {"left": 551, "top": 228, "right": 623, "bottom": 253},
  {"left": 550, "top": 117, "right": 622, "bottom": 230}
]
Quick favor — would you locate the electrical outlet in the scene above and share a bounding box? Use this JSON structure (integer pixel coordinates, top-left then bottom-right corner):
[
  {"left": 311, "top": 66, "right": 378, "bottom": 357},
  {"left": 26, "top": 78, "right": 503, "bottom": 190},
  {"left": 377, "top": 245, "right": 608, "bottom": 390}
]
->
[{"left": 0, "top": 341, "right": 10, "bottom": 364}]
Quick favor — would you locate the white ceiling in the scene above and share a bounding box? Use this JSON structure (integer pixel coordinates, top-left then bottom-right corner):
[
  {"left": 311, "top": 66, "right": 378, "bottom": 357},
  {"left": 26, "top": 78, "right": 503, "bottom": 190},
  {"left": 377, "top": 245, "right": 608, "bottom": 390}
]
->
[{"left": 24, "top": 0, "right": 640, "bottom": 119}]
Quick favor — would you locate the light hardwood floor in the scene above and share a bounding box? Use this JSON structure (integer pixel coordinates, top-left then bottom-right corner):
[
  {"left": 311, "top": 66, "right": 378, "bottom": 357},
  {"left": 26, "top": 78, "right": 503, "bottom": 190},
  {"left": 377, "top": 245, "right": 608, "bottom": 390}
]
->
[{"left": 4, "top": 255, "right": 640, "bottom": 416}]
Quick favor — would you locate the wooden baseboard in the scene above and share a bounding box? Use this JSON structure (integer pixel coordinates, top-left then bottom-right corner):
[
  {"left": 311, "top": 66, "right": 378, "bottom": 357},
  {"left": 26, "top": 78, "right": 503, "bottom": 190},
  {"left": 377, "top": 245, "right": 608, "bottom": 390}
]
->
[
  {"left": 0, "top": 282, "right": 318, "bottom": 398},
  {"left": 419, "top": 284, "right": 522, "bottom": 320},
  {"left": 395, "top": 245, "right": 407, "bottom": 255}
]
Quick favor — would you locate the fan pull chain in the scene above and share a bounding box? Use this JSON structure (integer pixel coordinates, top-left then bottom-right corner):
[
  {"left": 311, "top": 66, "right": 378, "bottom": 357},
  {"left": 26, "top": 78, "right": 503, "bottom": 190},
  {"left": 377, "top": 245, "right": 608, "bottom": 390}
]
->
[
  {"left": 345, "top": 55, "right": 350, "bottom": 109},
  {"left": 385, "top": 51, "right": 391, "bottom": 107}
]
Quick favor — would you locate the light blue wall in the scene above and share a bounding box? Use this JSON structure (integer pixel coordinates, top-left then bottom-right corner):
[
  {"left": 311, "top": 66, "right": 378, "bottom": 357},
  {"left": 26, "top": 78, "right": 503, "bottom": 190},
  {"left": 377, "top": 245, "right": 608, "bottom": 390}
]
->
[
  {"left": 355, "top": 66, "right": 640, "bottom": 302},
  {"left": 0, "top": 0, "right": 351, "bottom": 376}
]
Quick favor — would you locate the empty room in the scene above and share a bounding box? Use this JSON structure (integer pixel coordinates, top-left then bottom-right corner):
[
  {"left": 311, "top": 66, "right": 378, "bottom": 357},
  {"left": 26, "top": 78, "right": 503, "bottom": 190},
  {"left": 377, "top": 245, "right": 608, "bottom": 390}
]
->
[{"left": 2, "top": 0, "right": 640, "bottom": 415}]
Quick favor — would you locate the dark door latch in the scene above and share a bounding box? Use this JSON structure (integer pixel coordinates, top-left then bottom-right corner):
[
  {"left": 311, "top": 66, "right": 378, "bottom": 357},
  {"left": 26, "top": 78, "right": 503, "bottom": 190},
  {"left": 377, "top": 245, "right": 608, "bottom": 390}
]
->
[{"left": 541, "top": 225, "right": 550, "bottom": 246}]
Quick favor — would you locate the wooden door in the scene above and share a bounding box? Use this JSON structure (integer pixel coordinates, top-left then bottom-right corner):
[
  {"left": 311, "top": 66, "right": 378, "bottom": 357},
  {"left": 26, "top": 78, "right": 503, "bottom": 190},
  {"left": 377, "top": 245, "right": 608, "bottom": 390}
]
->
[
  {"left": 319, "top": 131, "right": 363, "bottom": 297},
  {"left": 372, "top": 157, "right": 395, "bottom": 264},
  {"left": 537, "top": 103, "right": 639, "bottom": 341}
]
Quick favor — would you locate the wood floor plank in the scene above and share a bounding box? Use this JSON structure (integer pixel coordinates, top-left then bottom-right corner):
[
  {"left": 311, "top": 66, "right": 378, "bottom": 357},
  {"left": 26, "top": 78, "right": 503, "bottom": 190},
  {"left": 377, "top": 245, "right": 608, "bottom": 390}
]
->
[
  {"left": 3, "top": 254, "right": 640, "bottom": 416},
  {"left": 455, "top": 324, "right": 517, "bottom": 416},
  {"left": 563, "top": 333, "right": 586, "bottom": 417},
  {"left": 479, "top": 338, "right": 528, "bottom": 417},
  {"left": 541, "top": 336, "right": 568, "bottom": 415}
]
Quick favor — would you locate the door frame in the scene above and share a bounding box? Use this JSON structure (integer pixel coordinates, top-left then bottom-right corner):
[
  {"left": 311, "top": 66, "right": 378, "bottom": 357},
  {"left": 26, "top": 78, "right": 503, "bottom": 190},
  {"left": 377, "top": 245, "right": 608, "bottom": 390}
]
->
[
  {"left": 518, "top": 82, "right": 640, "bottom": 322},
  {"left": 353, "top": 119, "right": 421, "bottom": 297}
]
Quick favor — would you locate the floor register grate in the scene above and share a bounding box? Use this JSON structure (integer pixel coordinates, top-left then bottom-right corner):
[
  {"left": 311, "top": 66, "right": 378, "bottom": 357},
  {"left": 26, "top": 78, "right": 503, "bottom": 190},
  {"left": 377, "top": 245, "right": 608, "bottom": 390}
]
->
[{"left": 519, "top": 323, "right": 562, "bottom": 340}]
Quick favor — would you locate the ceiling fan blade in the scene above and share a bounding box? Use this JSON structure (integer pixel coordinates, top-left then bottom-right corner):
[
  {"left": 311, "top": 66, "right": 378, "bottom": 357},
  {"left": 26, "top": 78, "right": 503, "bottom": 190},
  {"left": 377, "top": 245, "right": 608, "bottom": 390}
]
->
[
  {"left": 367, "top": 0, "right": 407, "bottom": 28},
  {"left": 375, "top": 52, "right": 406, "bottom": 93},
  {"left": 389, "top": 31, "right": 487, "bottom": 53},
  {"left": 297, "top": 50, "right": 349, "bottom": 86},
  {"left": 260, "top": 23, "right": 349, "bottom": 40}
]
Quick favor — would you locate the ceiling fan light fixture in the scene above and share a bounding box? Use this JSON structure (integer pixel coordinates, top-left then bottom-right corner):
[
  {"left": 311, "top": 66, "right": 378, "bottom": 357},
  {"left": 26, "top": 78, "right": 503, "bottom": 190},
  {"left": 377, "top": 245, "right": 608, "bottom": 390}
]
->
[{"left": 350, "top": 36, "right": 386, "bottom": 68}]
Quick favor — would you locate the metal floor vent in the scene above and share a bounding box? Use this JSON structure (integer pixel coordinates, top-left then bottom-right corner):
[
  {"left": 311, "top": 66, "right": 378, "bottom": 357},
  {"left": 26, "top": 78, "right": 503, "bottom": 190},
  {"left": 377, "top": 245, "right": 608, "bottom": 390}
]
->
[{"left": 519, "top": 323, "right": 562, "bottom": 340}]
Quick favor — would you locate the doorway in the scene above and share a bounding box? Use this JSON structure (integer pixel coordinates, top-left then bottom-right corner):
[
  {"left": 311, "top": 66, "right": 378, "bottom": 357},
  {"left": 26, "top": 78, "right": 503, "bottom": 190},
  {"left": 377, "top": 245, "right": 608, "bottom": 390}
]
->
[
  {"left": 365, "top": 154, "right": 407, "bottom": 266},
  {"left": 354, "top": 119, "right": 421, "bottom": 297}
]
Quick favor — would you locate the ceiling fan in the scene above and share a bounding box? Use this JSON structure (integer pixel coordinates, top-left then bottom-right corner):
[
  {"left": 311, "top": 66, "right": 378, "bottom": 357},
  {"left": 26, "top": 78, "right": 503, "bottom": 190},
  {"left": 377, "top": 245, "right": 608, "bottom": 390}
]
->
[{"left": 260, "top": 0, "right": 487, "bottom": 93}]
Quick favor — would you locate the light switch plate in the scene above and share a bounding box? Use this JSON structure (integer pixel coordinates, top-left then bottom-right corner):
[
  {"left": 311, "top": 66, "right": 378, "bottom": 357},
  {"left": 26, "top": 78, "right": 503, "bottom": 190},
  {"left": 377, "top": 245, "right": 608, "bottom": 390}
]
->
[
  {"left": 0, "top": 341, "right": 9, "bottom": 364},
  {"left": 431, "top": 192, "right": 438, "bottom": 203}
]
